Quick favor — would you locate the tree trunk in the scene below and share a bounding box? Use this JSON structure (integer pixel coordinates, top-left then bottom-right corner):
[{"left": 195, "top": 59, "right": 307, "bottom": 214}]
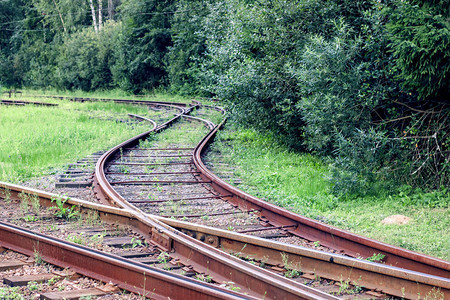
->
[
  {"left": 88, "top": 0, "right": 98, "bottom": 33},
  {"left": 108, "top": 0, "right": 114, "bottom": 20},
  {"left": 52, "top": 0, "right": 67, "bottom": 32},
  {"left": 98, "top": 0, "right": 103, "bottom": 30}
]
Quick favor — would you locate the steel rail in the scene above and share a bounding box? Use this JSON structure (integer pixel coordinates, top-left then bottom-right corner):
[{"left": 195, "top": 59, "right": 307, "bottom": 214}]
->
[
  {"left": 92, "top": 103, "right": 449, "bottom": 298},
  {"left": 0, "top": 99, "right": 58, "bottom": 106},
  {"left": 0, "top": 221, "right": 253, "bottom": 300},
  {"left": 4, "top": 99, "right": 449, "bottom": 298},
  {"left": 159, "top": 217, "right": 450, "bottom": 299},
  {"left": 93, "top": 105, "right": 336, "bottom": 299},
  {"left": 182, "top": 114, "right": 216, "bottom": 130},
  {"left": 127, "top": 113, "right": 158, "bottom": 128},
  {"left": 192, "top": 119, "right": 450, "bottom": 279},
  {"left": 31, "top": 94, "right": 193, "bottom": 107},
  {"left": 93, "top": 102, "right": 449, "bottom": 297},
  {"left": 1, "top": 182, "right": 449, "bottom": 299}
]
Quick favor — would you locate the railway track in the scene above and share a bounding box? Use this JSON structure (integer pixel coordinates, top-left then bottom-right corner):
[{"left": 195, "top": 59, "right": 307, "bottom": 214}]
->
[
  {"left": 1, "top": 95, "right": 449, "bottom": 299},
  {"left": 0, "top": 246, "right": 126, "bottom": 299}
]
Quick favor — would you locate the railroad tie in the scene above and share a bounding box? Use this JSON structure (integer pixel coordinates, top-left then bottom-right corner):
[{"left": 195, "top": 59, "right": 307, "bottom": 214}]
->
[
  {"left": 3, "top": 273, "right": 55, "bottom": 287},
  {"left": 40, "top": 288, "right": 106, "bottom": 300}
]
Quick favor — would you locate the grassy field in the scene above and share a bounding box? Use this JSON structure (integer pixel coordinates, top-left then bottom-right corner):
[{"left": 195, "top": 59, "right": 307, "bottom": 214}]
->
[
  {"left": 207, "top": 125, "right": 450, "bottom": 260},
  {"left": 0, "top": 94, "right": 160, "bottom": 183}
]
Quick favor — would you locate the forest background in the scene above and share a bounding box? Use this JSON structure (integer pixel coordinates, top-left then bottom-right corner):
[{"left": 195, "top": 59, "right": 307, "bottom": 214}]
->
[{"left": 0, "top": 0, "right": 448, "bottom": 195}]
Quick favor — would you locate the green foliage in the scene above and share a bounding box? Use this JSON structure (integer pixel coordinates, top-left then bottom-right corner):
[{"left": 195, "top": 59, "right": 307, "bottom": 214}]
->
[
  {"left": 385, "top": 0, "right": 450, "bottom": 99},
  {"left": 56, "top": 22, "right": 120, "bottom": 91},
  {"left": 117, "top": 0, "right": 176, "bottom": 92},
  {"left": 167, "top": 0, "right": 212, "bottom": 95},
  {"left": 366, "top": 253, "right": 385, "bottom": 262},
  {"left": 0, "top": 0, "right": 447, "bottom": 191},
  {"left": 0, "top": 287, "right": 24, "bottom": 300},
  {"left": 206, "top": 124, "right": 449, "bottom": 260},
  {"left": 51, "top": 196, "right": 79, "bottom": 220},
  {"left": 30, "top": 0, "right": 91, "bottom": 34}
]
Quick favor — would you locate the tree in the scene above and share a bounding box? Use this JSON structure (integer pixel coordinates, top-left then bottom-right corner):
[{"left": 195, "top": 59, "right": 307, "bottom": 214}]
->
[
  {"left": 386, "top": 0, "right": 450, "bottom": 100},
  {"left": 115, "top": 0, "right": 175, "bottom": 92}
]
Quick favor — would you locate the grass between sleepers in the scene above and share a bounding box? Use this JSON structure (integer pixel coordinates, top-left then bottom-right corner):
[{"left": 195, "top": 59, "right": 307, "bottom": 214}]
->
[{"left": 206, "top": 125, "right": 450, "bottom": 260}]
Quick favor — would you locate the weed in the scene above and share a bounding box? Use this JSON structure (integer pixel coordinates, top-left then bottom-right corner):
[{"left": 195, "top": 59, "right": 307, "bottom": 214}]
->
[
  {"left": 313, "top": 241, "right": 321, "bottom": 247},
  {"left": 131, "top": 237, "right": 142, "bottom": 248},
  {"left": 424, "top": 287, "right": 445, "bottom": 300},
  {"left": 223, "top": 281, "right": 241, "bottom": 292},
  {"left": 259, "top": 256, "right": 269, "bottom": 268},
  {"left": 67, "top": 232, "right": 86, "bottom": 245},
  {"left": 337, "top": 280, "right": 350, "bottom": 294},
  {"left": 27, "top": 281, "right": 40, "bottom": 291},
  {"left": 336, "top": 277, "right": 363, "bottom": 295},
  {"left": 118, "top": 165, "right": 130, "bottom": 174},
  {"left": 47, "top": 224, "right": 58, "bottom": 231},
  {"left": 281, "top": 252, "right": 301, "bottom": 278},
  {"left": 34, "top": 250, "right": 43, "bottom": 265},
  {"left": 90, "top": 233, "right": 104, "bottom": 245},
  {"left": 31, "top": 193, "right": 40, "bottom": 213},
  {"left": 1, "top": 187, "right": 11, "bottom": 203},
  {"left": 0, "top": 286, "right": 24, "bottom": 299},
  {"left": 366, "top": 253, "right": 386, "bottom": 262},
  {"left": 18, "top": 192, "right": 30, "bottom": 215},
  {"left": 47, "top": 276, "right": 60, "bottom": 285},
  {"left": 23, "top": 215, "right": 38, "bottom": 222},
  {"left": 195, "top": 273, "right": 213, "bottom": 283},
  {"left": 51, "top": 196, "right": 80, "bottom": 220},
  {"left": 157, "top": 252, "right": 170, "bottom": 265},
  {"left": 226, "top": 226, "right": 235, "bottom": 231},
  {"left": 201, "top": 215, "right": 209, "bottom": 221},
  {"left": 84, "top": 210, "right": 101, "bottom": 226}
]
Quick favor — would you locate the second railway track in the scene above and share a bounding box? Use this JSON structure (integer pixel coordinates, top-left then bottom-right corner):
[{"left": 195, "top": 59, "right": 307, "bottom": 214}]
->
[{"left": 1, "top": 95, "right": 449, "bottom": 299}]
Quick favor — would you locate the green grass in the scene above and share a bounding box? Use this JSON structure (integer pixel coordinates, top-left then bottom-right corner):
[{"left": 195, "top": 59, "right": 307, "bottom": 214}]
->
[
  {"left": 0, "top": 96, "right": 154, "bottom": 183},
  {"left": 140, "top": 119, "right": 210, "bottom": 149},
  {"left": 207, "top": 125, "right": 450, "bottom": 260},
  {"left": 0, "top": 286, "right": 24, "bottom": 299}
]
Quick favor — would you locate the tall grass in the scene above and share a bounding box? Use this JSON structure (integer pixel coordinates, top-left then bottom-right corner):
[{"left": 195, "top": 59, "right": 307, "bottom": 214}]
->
[{"left": 0, "top": 100, "right": 150, "bottom": 182}]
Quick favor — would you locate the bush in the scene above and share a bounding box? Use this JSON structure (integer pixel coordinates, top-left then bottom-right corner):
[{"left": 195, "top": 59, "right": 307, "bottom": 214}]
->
[{"left": 55, "top": 22, "right": 119, "bottom": 91}]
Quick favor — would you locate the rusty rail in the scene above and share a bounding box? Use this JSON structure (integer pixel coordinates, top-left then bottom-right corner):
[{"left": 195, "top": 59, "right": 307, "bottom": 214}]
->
[
  {"left": 3, "top": 97, "right": 448, "bottom": 298},
  {"left": 0, "top": 221, "right": 252, "bottom": 300},
  {"left": 92, "top": 100, "right": 448, "bottom": 297},
  {"left": 192, "top": 119, "right": 450, "bottom": 279},
  {"left": 30, "top": 94, "right": 193, "bottom": 107},
  {"left": 1, "top": 182, "right": 449, "bottom": 299},
  {"left": 92, "top": 105, "right": 336, "bottom": 299}
]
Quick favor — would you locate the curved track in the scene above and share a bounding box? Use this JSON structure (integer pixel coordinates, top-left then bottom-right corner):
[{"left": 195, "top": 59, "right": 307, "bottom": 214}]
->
[
  {"left": 1, "top": 95, "right": 449, "bottom": 299},
  {"left": 86, "top": 97, "right": 448, "bottom": 298}
]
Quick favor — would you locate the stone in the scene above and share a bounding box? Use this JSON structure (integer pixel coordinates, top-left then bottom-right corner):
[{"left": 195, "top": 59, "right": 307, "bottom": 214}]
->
[{"left": 381, "top": 215, "right": 411, "bottom": 225}]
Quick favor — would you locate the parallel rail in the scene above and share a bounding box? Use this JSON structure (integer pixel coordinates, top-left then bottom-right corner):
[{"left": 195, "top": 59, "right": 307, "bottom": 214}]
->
[
  {"left": 1, "top": 182, "right": 448, "bottom": 299},
  {"left": 193, "top": 119, "right": 450, "bottom": 279},
  {"left": 92, "top": 106, "right": 334, "bottom": 299},
  {"left": 2, "top": 95, "right": 449, "bottom": 299},
  {"left": 88, "top": 98, "right": 448, "bottom": 298},
  {"left": 0, "top": 221, "right": 251, "bottom": 300}
]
